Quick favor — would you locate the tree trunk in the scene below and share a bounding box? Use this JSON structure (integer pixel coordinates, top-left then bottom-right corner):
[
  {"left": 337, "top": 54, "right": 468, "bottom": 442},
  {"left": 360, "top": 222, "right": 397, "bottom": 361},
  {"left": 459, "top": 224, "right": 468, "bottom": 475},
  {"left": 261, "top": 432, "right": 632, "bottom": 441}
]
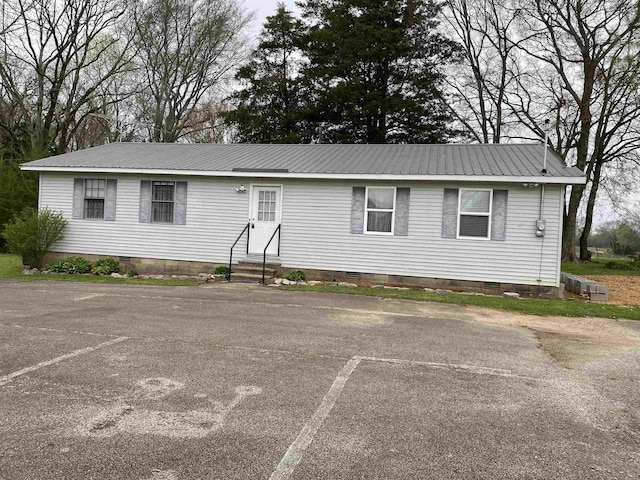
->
[
  {"left": 562, "top": 184, "right": 584, "bottom": 261},
  {"left": 579, "top": 161, "right": 602, "bottom": 260}
]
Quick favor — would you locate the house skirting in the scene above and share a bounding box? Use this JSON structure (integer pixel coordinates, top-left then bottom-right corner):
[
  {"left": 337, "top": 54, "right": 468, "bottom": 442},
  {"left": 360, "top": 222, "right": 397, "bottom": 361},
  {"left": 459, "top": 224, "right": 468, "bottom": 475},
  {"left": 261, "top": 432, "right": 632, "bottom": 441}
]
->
[{"left": 43, "top": 252, "right": 559, "bottom": 298}]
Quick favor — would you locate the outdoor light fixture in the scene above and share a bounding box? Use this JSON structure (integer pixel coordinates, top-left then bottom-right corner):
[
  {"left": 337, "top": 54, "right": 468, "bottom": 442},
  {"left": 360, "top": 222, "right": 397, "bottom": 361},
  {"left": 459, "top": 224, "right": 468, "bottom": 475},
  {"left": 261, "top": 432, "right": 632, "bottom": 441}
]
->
[{"left": 235, "top": 184, "right": 246, "bottom": 193}]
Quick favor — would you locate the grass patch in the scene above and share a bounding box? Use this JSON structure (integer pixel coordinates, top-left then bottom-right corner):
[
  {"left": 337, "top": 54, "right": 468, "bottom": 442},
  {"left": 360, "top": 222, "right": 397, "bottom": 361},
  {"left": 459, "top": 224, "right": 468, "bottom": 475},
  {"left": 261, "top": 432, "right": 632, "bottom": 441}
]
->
[
  {"left": 281, "top": 284, "right": 640, "bottom": 321},
  {"left": 0, "top": 254, "right": 195, "bottom": 286},
  {"left": 0, "top": 254, "right": 23, "bottom": 277},
  {"left": 561, "top": 260, "right": 638, "bottom": 276}
]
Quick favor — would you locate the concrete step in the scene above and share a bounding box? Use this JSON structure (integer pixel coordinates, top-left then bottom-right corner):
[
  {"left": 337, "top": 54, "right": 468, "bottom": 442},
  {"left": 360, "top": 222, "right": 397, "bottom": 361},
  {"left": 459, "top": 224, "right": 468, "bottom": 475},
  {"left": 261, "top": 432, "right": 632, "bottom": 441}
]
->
[
  {"left": 239, "top": 258, "right": 281, "bottom": 267},
  {"left": 231, "top": 271, "right": 262, "bottom": 283},
  {"left": 233, "top": 265, "right": 277, "bottom": 275},
  {"left": 228, "top": 272, "right": 269, "bottom": 283},
  {"left": 231, "top": 259, "right": 279, "bottom": 283}
]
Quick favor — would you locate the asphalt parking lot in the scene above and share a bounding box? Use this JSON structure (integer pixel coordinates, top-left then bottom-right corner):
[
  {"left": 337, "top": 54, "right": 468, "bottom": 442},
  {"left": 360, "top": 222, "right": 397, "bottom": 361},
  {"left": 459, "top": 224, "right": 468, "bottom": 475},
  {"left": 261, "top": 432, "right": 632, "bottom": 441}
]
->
[{"left": 1, "top": 280, "right": 639, "bottom": 480}]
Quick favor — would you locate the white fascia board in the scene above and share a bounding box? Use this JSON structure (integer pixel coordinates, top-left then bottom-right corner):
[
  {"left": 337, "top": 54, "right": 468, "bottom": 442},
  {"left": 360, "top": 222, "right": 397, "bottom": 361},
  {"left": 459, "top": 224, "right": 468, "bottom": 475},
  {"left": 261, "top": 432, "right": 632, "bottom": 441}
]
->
[{"left": 20, "top": 165, "right": 587, "bottom": 185}]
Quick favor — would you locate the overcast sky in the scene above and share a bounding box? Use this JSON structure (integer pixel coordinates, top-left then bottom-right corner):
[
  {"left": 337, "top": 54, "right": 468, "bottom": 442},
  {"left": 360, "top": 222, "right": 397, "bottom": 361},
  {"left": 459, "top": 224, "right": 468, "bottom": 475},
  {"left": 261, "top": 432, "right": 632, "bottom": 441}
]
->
[{"left": 244, "top": 0, "right": 299, "bottom": 42}]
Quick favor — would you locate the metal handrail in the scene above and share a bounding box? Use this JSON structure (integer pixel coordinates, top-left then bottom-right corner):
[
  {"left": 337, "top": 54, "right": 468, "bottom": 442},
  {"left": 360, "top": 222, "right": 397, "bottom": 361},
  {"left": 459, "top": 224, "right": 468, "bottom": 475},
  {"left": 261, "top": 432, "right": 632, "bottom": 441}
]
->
[
  {"left": 228, "top": 222, "right": 250, "bottom": 282},
  {"left": 262, "top": 224, "right": 281, "bottom": 284}
]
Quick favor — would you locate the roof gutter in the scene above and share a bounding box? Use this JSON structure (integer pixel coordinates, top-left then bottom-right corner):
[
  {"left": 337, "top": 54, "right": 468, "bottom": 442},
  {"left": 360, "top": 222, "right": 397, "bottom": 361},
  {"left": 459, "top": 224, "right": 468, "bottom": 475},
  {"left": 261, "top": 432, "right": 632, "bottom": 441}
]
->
[{"left": 20, "top": 165, "right": 586, "bottom": 185}]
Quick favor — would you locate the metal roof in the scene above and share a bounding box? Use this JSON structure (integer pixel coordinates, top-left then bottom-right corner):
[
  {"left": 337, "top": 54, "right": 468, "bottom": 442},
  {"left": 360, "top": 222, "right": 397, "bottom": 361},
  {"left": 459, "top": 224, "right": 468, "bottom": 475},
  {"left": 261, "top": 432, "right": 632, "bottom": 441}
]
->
[{"left": 21, "top": 142, "right": 585, "bottom": 184}]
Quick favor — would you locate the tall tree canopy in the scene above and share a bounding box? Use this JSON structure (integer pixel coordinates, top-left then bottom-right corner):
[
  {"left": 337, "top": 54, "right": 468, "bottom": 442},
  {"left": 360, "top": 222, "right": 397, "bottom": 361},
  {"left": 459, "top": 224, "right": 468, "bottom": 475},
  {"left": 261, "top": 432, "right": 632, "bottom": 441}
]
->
[
  {"left": 0, "top": 0, "right": 133, "bottom": 156},
  {"left": 224, "top": 4, "right": 311, "bottom": 143},
  {"left": 299, "top": 0, "right": 460, "bottom": 143},
  {"left": 445, "top": 0, "right": 640, "bottom": 261},
  {"left": 517, "top": 0, "right": 640, "bottom": 261},
  {"left": 226, "top": 0, "right": 460, "bottom": 144},
  {"left": 443, "top": 0, "right": 522, "bottom": 143},
  {"left": 131, "top": 0, "right": 250, "bottom": 143}
]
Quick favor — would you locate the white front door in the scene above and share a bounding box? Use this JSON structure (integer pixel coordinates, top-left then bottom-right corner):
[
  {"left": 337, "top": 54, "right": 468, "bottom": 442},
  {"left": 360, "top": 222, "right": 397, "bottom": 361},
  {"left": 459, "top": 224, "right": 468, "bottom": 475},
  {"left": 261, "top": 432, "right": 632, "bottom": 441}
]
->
[{"left": 249, "top": 186, "right": 282, "bottom": 255}]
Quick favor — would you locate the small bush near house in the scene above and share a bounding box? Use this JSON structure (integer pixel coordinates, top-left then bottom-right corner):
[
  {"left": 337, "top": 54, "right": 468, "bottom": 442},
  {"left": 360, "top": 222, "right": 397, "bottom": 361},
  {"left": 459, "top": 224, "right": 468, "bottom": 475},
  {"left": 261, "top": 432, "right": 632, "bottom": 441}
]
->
[
  {"left": 126, "top": 269, "right": 138, "bottom": 278},
  {"left": 285, "top": 270, "right": 305, "bottom": 282},
  {"left": 63, "top": 256, "right": 92, "bottom": 274},
  {"left": 1, "top": 208, "right": 68, "bottom": 269},
  {"left": 214, "top": 265, "right": 230, "bottom": 276},
  {"left": 44, "top": 261, "right": 68, "bottom": 273},
  {"left": 44, "top": 256, "right": 91, "bottom": 274},
  {"left": 91, "top": 258, "right": 120, "bottom": 275}
]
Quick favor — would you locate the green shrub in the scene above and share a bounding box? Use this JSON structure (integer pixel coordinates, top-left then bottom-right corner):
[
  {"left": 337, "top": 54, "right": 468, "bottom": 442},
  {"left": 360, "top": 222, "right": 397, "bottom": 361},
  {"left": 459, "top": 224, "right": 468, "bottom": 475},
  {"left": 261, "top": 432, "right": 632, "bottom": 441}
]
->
[
  {"left": 44, "top": 256, "right": 91, "bottom": 274},
  {"left": 64, "top": 256, "right": 91, "bottom": 274},
  {"left": 44, "top": 261, "right": 67, "bottom": 273},
  {"left": 91, "top": 258, "right": 120, "bottom": 275},
  {"left": 2, "top": 208, "right": 68, "bottom": 269},
  {"left": 126, "top": 269, "right": 138, "bottom": 278},
  {"left": 214, "top": 265, "right": 230, "bottom": 276},
  {"left": 285, "top": 270, "right": 305, "bottom": 282},
  {"left": 604, "top": 260, "right": 640, "bottom": 271}
]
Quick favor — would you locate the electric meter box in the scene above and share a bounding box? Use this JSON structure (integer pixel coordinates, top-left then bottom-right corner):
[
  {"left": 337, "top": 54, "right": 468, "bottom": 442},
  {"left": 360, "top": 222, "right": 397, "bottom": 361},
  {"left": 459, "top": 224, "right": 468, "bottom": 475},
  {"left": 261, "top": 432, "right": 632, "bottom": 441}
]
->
[{"left": 536, "top": 220, "right": 546, "bottom": 237}]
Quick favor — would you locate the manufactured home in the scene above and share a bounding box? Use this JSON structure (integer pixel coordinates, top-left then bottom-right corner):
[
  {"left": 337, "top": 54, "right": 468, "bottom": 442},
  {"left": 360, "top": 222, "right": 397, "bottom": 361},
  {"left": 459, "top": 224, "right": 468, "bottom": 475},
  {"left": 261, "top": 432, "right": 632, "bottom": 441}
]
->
[{"left": 22, "top": 143, "right": 585, "bottom": 296}]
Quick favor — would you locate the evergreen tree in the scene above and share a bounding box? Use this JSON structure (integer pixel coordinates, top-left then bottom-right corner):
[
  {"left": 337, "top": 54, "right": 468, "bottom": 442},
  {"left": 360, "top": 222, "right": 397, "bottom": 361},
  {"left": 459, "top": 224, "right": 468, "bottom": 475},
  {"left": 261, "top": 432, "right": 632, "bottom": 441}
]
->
[
  {"left": 224, "top": 4, "right": 312, "bottom": 143},
  {"left": 300, "top": 0, "right": 460, "bottom": 143}
]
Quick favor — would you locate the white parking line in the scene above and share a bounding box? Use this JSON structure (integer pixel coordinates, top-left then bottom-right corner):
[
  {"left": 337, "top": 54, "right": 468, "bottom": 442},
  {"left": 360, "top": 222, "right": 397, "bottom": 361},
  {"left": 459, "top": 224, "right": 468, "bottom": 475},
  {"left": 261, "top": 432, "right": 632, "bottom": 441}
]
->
[
  {"left": 0, "top": 322, "right": 121, "bottom": 338},
  {"left": 0, "top": 336, "right": 128, "bottom": 386},
  {"left": 355, "top": 355, "right": 522, "bottom": 378},
  {"left": 269, "top": 354, "right": 529, "bottom": 479},
  {"left": 269, "top": 357, "right": 361, "bottom": 480}
]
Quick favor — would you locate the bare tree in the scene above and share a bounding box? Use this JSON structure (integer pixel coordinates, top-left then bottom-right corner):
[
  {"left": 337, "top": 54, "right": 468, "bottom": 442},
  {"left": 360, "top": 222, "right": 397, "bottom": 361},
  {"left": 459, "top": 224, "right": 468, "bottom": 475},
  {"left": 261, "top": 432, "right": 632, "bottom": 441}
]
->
[
  {"left": 514, "top": 0, "right": 640, "bottom": 261},
  {"left": 131, "top": 0, "right": 251, "bottom": 143},
  {"left": 0, "top": 0, "right": 134, "bottom": 156},
  {"left": 442, "top": 0, "right": 640, "bottom": 261},
  {"left": 443, "top": 0, "right": 523, "bottom": 143},
  {"left": 181, "top": 102, "right": 232, "bottom": 143}
]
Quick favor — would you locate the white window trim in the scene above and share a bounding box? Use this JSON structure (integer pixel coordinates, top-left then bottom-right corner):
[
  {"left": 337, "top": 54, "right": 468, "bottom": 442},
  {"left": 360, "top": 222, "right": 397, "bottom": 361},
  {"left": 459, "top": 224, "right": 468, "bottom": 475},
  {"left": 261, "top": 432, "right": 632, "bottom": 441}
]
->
[
  {"left": 457, "top": 188, "right": 492, "bottom": 240},
  {"left": 83, "top": 178, "right": 106, "bottom": 220},
  {"left": 151, "top": 180, "right": 176, "bottom": 224},
  {"left": 364, "top": 186, "right": 396, "bottom": 236}
]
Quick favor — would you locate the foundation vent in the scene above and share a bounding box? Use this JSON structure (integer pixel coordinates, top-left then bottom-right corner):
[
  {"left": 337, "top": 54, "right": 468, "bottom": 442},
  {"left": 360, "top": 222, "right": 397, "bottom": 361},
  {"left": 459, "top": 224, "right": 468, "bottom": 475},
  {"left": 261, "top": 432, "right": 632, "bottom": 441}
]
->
[
  {"left": 346, "top": 272, "right": 361, "bottom": 280},
  {"left": 483, "top": 281, "right": 501, "bottom": 290}
]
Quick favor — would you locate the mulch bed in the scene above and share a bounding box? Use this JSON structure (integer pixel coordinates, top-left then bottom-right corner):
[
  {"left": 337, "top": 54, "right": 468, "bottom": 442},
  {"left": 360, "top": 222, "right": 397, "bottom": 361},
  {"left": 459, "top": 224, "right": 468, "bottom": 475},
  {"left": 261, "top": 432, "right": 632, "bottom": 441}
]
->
[{"left": 586, "top": 275, "right": 640, "bottom": 306}]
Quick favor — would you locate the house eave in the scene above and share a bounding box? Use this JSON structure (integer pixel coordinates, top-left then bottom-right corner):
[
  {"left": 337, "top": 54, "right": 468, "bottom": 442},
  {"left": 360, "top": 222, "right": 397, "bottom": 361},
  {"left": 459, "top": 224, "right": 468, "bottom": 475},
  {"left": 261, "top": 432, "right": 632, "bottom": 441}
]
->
[{"left": 21, "top": 165, "right": 586, "bottom": 185}]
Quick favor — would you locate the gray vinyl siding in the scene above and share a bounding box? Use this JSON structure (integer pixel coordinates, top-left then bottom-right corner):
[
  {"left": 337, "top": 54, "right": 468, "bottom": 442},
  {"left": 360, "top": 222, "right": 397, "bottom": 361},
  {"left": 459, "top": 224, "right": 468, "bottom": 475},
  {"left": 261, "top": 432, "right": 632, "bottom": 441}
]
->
[
  {"left": 40, "top": 173, "right": 251, "bottom": 263},
  {"left": 279, "top": 181, "right": 562, "bottom": 287},
  {"left": 39, "top": 173, "right": 563, "bottom": 287}
]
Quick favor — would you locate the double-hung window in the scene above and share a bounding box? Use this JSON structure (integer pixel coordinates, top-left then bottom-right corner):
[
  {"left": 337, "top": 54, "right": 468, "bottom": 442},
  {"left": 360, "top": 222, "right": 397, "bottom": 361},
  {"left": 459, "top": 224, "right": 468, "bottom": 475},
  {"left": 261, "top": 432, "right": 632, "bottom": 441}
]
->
[
  {"left": 152, "top": 181, "right": 175, "bottom": 223},
  {"left": 458, "top": 189, "right": 492, "bottom": 239},
  {"left": 365, "top": 187, "right": 396, "bottom": 234},
  {"left": 84, "top": 179, "right": 106, "bottom": 219}
]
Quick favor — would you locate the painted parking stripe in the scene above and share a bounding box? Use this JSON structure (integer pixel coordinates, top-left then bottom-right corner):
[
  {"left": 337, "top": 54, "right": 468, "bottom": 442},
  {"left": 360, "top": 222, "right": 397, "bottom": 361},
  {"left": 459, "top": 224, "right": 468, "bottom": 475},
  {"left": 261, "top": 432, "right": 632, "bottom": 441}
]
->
[
  {"left": 355, "top": 355, "right": 522, "bottom": 378},
  {"left": 0, "top": 336, "right": 128, "bottom": 386},
  {"left": 269, "top": 357, "right": 361, "bottom": 480}
]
